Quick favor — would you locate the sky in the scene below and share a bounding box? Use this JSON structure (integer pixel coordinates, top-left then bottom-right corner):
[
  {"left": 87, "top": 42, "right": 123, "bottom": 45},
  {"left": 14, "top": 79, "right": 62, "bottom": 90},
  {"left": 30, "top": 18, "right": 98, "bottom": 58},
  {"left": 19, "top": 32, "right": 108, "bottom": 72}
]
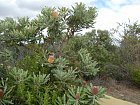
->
[{"left": 0, "top": 0, "right": 140, "bottom": 31}]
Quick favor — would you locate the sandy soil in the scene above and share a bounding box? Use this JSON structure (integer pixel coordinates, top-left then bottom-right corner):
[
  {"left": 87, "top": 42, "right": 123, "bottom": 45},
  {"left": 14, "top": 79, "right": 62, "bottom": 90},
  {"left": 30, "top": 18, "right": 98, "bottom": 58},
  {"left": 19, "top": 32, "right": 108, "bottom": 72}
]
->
[
  {"left": 92, "top": 78, "right": 140, "bottom": 105},
  {"left": 99, "top": 95, "right": 137, "bottom": 105}
]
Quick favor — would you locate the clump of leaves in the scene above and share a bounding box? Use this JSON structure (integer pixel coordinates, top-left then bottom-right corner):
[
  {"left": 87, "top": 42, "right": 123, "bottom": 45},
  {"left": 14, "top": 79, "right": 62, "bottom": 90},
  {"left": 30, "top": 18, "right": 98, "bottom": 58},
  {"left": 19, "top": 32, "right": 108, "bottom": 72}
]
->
[
  {"left": 56, "top": 83, "right": 106, "bottom": 105},
  {"left": 7, "top": 68, "right": 50, "bottom": 105},
  {"left": 78, "top": 48, "right": 99, "bottom": 77},
  {"left": 0, "top": 78, "right": 14, "bottom": 105}
]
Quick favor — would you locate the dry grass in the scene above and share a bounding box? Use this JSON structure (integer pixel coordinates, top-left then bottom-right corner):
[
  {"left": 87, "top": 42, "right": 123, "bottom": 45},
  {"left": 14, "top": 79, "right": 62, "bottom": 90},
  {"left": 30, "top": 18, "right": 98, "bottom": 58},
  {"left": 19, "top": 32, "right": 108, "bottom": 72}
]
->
[{"left": 92, "top": 77, "right": 140, "bottom": 105}]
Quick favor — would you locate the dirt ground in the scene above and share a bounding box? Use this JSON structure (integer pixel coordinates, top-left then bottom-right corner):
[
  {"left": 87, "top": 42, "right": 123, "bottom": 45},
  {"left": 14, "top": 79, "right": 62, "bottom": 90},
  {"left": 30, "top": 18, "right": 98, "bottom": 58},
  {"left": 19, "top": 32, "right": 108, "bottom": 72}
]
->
[
  {"left": 92, "top": 77, "right": 140, "bottom": 105},
  {"left": 99, "top": 95, "right": 137, "bottom": 105}
]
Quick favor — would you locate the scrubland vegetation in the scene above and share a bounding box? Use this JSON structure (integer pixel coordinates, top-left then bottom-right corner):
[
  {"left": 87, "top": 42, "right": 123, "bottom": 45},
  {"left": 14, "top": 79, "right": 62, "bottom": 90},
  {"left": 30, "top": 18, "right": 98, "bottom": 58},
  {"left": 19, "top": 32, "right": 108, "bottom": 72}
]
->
[{"left": 0, "top": 2, "right": 140, "bottom": 105}]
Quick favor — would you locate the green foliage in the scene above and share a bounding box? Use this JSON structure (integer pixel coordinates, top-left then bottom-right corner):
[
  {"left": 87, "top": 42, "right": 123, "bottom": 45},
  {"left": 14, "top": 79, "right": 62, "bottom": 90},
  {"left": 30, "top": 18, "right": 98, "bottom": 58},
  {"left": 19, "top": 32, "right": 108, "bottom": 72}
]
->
[
  {"left": 0, "top": 2, "right": 108, "bottom": 105},
  {"left": 0, "top": 49, "right": 14, "bottom": 67},
  {"left": 53, "top": 66, "right": 78, "bottom": 89},
  {"left": 8, "top": 68, "right": 50, "bottom": 105},
  {"left": 56, "top": 94, "right": 68, "bottom": 105},
  {"left": 0, "top": 64, "right": 7, "bottom": 78},
  {"left": 51, "top": 57, "right": 79, "bottom": 91},
  {"left": 9, "top": 67, "right": 30, "bottom": 84},
  {"left": 32, "top": 72, "right": 50, "bottom": 86},
  {"left": 112, "top": 22, "right": 140, "bottom": 82},
  {"left": 3, "top": 51, "right": 105, "bottom": 105},
  {"left": 67, "top": 86, "right": 87, "bottom": 105},
  {"left": 17, "top": 54, "right": 44, "bottom": 74},
  {"left": 0, "top": 78, "right": 14, "bottom": 105},
  {"left": 131, "top": 66, "right": 140, "bottom": 85},
  {"left": 56, "top": 84, "right": 106, "bottom": 105},
  {"left": 78, "top": 49, "right": 99, "bottom": 76},
  {"left": 62, "top": 29, "right": 114, "bottom": 73},
  {"left": 85, "top": 30, "right": 114, "bottom": 68},
  {"left": 85, "top": 83, "right": 106, "bottom": 105},
  {"left": 0, "top": 17, "right": 40, "bottom": 45},
  {"left": 16, "top": 46, "right": 48, "bottom": 74},
  {"left": 67, "top": 3, "right": 97, "bottom": 34}
]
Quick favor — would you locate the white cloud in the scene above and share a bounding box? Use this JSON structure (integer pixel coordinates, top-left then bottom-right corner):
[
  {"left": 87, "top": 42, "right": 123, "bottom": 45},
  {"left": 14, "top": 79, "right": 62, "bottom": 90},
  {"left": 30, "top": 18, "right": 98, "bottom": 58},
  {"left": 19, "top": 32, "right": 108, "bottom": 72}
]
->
[
  {"left": 0, "top": 0, "right": 140, "bottom": 33},
  {"left": 109, "top": 0, "right": 128, "bottom": 5},
  {"left": 55, "top": 0, "right": 94, "bottom": 7},
  {"left": 0, "top": 0, "right": 94, "bottom": 18},
  {"left": 94, "top": 8, "right": 121, "bottom": 39},
  {"left": 95, "top": 8, "right": 120, "bottom": 30},
  {"left": 120, "top": 4, "right": 140, "bottom": 21},
  {"left": 95, "top": 3, "right": 140, "bottom": 31},
  {"left": 93, "top": 1, "right": 140, "bottom": 40}
]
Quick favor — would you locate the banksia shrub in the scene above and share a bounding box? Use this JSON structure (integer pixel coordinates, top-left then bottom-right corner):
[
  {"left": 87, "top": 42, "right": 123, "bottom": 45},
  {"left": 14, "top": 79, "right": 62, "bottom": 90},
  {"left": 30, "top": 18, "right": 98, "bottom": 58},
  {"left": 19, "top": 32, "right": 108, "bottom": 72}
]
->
[
  {"left": 85, "top": 84, "right": 106, "bottom": 105},
  {"left": 0, "top": 2, "right": 107, "bottom": 105},
  {"left": 56, "top": 84, "right": 106, "bottom": 105}
]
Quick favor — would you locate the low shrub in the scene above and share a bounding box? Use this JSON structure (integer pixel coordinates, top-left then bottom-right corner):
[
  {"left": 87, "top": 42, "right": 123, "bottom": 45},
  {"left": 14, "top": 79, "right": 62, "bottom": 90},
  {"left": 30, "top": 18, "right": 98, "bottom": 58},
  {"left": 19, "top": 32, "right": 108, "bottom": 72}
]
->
[
  {"left": 131, "top": 67, "right": 140, "bottom": 85},
  {"left": 0, "top": 49, "right": 107, "bottom": 105}
]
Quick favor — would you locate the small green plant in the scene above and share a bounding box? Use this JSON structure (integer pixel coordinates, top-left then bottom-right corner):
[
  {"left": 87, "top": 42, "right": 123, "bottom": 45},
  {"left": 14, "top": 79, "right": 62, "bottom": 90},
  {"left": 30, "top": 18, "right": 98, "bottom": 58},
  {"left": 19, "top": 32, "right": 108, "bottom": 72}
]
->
[
  {"left": 32, "top": 72, "right": 50, "bottom": 87},
  {"left": 16, "top": 53, "right": 45, "bottom": 74},
  {"left": 52, "top": 57, "right": 78, "bottom": 90},
  {"left": 8, "top": 68, "right": 50, "bottom": 105},
  {"left": 56, "top": 83, "right": 106, "bottom": 105},
  {"left": 67, "top": 86, "right": 87, "bottom": 105},
  {"left": 78, "top": 48, "right": 99, "bottom": 77},
  {"left": 9, "top": 67, "right": 30, "bottom": 84},
  {"left": 85, "top": 83, "right": 106, "bottom": 105},
  {"left": 0, "top": 78, "right": 14, "bottom": 105},
  {"left": 131, "top": 67, "right": 140, "bottom": 85}
]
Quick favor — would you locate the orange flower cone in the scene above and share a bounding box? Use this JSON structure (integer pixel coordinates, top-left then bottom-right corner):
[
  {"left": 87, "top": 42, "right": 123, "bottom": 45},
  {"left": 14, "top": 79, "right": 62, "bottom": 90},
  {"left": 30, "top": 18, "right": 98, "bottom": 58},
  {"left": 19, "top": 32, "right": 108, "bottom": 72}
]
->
[
  {"left": 75, "top": 92, "right": 80, "bottom": 100},
  {"left": 48, "top": 53, "right": 55, "bottom": 63},
  {"left": 0, "top": 89, "right": 4, "bottom": 99},
  {"left": 91, "top": 86, "right": 98, "bottom": 95},
  {"left": 51, "top": 11, "right": 58, "bottom": 18}
]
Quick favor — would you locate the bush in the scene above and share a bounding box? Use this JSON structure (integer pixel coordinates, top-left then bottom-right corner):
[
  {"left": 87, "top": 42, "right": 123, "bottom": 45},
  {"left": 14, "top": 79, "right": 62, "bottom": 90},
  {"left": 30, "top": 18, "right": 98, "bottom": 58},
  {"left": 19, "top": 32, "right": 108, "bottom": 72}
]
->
[
  {"left": 131, "top": 67, "right": 140, "bottom": 85},
  {"left": 1, "top": 54, "right": 106, "bottom": 105},
  {"left": 56, "top": 84, "right": 106, "bottom": 105},
  {"left": 16, "top": 53, "right": 46, "bottom": 74},
  {"left": 0, "top": 3, "right": 107, "bottom": 105},
  {"left": 1, "top": 53, "right": 106, "bottom": 105}
]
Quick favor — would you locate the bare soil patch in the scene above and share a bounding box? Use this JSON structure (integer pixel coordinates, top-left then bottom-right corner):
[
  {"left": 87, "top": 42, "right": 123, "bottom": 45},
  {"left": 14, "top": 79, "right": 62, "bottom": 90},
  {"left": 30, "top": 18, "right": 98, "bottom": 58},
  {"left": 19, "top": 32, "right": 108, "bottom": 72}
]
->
[{"left": 92, "top": 77, "right": 140, "bottom": 105}]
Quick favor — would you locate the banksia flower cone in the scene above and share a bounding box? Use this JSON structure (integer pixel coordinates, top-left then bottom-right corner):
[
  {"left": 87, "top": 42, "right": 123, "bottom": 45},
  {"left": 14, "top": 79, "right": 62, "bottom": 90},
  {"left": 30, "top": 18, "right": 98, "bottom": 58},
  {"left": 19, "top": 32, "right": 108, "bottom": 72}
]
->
[
  {"left": 91, "top": 86, "right": 98, "bottom": 95},
  {"left": 48, "top": 53, "right": 55, "bottom": 64},
  {"left": 51, "top": 11, "right": 58, "bottom": 18},
  {"left": 75, "top": 92, "right": 80, "bottom": 100},
  {"left": 0, "top": 89, "right": 4, "bottom": 99}
]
